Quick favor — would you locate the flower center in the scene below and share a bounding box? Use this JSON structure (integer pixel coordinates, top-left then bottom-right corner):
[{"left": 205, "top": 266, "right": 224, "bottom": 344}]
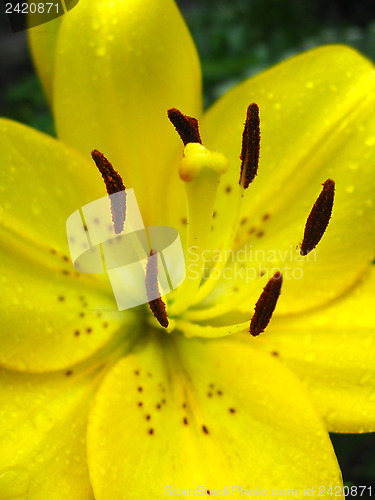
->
[{"left": 91, "top": 105, "right": 335, "bottom": 337}]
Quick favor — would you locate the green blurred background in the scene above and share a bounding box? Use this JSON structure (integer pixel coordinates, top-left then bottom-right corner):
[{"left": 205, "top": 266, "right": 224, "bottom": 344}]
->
[{"left": 1, "top": 0, "right": 375, "bottom": 493}]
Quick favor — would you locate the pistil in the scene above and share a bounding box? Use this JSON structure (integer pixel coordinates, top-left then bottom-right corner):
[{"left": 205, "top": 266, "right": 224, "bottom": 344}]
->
[{"left": 169, "top": 141, "right": 229, "bottom": 315}]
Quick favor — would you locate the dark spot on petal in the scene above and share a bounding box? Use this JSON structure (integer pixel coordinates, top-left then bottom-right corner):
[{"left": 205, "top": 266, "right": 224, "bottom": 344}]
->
[
  {"left": 229, "top": 408, "right": 236, "bottom": 414},
  {"left": 134, "top": 370, "right": 140, "bottom": 376},
  {"left": 61, "top": 270, "right": 70, "bottom": 276},
  {"left": 202, "top": 425, "right": 209, "bottom": 434},
  {"left": 183, "top": 417, "right": 188, "bottom": 425},
  {"left": 272, "top": 351, "right": 279, "bottom": 357},
  {"left": 148, "top": 428, "right": 154, "bottom": 435},
  {"left": 207, "top": 392, "right": 212, "bottom": 398},
  {"left": 209, "top": 383, "right": 214, "bottom": 389},
  {"left": 162, "top": 399, "right": 166, "bottom": 404},
  {"left": 137, "top": 402, "right": 143, "bottom": 407},
  {"left": 212, "top": 211, "right": 217, "bottom": 219},
  {"left": 65, "top": 370, "right": 73, "bottom": 376},
  {"left": 86, "top": 327, "right": 92, "bottom": 334},
  {"left": 58, "top": 296, "right": 65, "bottom": 302},
  {"left": 181, "top": 217, "right": 187, "bottom": 226},
  {"left": 156, "top": 403, "right": 161, "bottom": 410},
  {"left": 225, "top": 185, "right": 232, "bottom": 193},
  {"left": 74, "top": 330, "right": 80, "bottom": 337},
  {"left": 50, "top": 248, "right": 57, "bottom": 255},
  {"left": 137, "top": 387, "right": 143, "bottom": 392},
  {"left": 62, "top": 255, "right": 69, "bottom": 262},
  {"left": 217, "top": 390, "right": 223, "bottom": 396},
  {"left": 248, "top": 227, "right": 256, "bottom": 234},
  {"left": 240, "top": 217, "right": 248, "bottom": 226},
  {"left": 182, "top": 403, "right": 187, "bottom": 409},
  {"left": 262, "top": 213, "right": 270, "bottom": 221},
  {"left": 103, "top": 322, "right": 108, "bottom": 328},
  {"left": 79, "top": 312, "right": 85, "bottom": 318},
  {"left": 146, "top": 415, "right": 151, "bottom": 421},
  {"left": 256, "top": 231, "right": 265, "bottom": 238}
]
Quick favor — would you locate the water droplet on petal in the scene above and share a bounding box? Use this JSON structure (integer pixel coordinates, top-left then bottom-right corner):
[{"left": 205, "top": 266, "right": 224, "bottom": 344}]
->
[{"left": 0, "top": 466, "right": 31, "bottom": 497}]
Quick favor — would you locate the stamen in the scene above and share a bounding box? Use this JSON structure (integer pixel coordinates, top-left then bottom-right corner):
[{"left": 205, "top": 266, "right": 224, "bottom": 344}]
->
[
  {"left": 239, "top": 103, "right": 260, "bottom": 189},
  {"left": 91, "top": 149, "right": 126, "bottom": 234},
  {"left": 300, "top": 179, "right": 335, "bottom": 256},
  {"left": 250, "top": 272, "right": 283, "bottom": 337},
  {"left": 167, "top": 108, "right": 202, "bottom": 146},
  {"left": 146, "top": 250, "right": 169, "bottom": 328}
]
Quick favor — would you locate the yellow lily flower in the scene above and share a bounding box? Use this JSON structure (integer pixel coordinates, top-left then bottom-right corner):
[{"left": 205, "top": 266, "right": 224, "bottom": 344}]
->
[{"left": 1, "top": 0, "right": 375, "bottom": 498}]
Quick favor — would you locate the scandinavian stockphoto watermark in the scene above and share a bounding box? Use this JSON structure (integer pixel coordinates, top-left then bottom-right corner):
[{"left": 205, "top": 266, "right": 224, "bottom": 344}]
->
[
  {"left": 66, "top": 189, "right": 186, "bottom": 311},
  {"left": 2, "top": 0, "right": 80, "bottom": 32},
  {"left": 164, "top": 485, "right": 372, "bottom": 497},
  {"left": 186, "top": 245, "right": 316, "bottom": 284}
]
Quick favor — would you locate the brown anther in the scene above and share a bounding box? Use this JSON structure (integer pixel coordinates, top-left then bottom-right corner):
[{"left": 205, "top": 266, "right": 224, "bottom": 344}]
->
[
  {"left": 167, "top": 108, "right": 202, "bottom": 146},
  {"left": 91, "top": 149, "right": 126, "bottom": 234},
  {"left": 250, "top": 271, "right": 283, "bottom": 336},
  {"left": 300, "top": 179, "right": 335, "bottom": 256},
  {"left": 146, "top": 249, "right": 169, "bottom": 328},
  {"left": 239, "top": 103, "right": 260, "bottom": 189}
]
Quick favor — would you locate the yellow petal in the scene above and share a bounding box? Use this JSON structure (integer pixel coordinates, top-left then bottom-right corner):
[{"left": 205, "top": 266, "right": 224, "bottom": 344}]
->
[
  {"left": 0, "top": 118, "right": 107, "bottom": 249},
  {"left": 201, "top": 45, "right": 375, "bottom": 315},
  {"left": 0, "top": 119, "right": 128, "bottom": 371},
  {"left": 88, "top": 333, "right": 343, "bottom": 498},
  {"left": 252, "top": 265, "right": 375, "bottom": 433},
  {"left": 52, "top": 0, "right": 202, "bottom": 222},
  {"left": 0, "top": 363, "right": 97, "bottom": 499},
  {"left": 28, "top": 16, "right": 63, "bottom": 105}
]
